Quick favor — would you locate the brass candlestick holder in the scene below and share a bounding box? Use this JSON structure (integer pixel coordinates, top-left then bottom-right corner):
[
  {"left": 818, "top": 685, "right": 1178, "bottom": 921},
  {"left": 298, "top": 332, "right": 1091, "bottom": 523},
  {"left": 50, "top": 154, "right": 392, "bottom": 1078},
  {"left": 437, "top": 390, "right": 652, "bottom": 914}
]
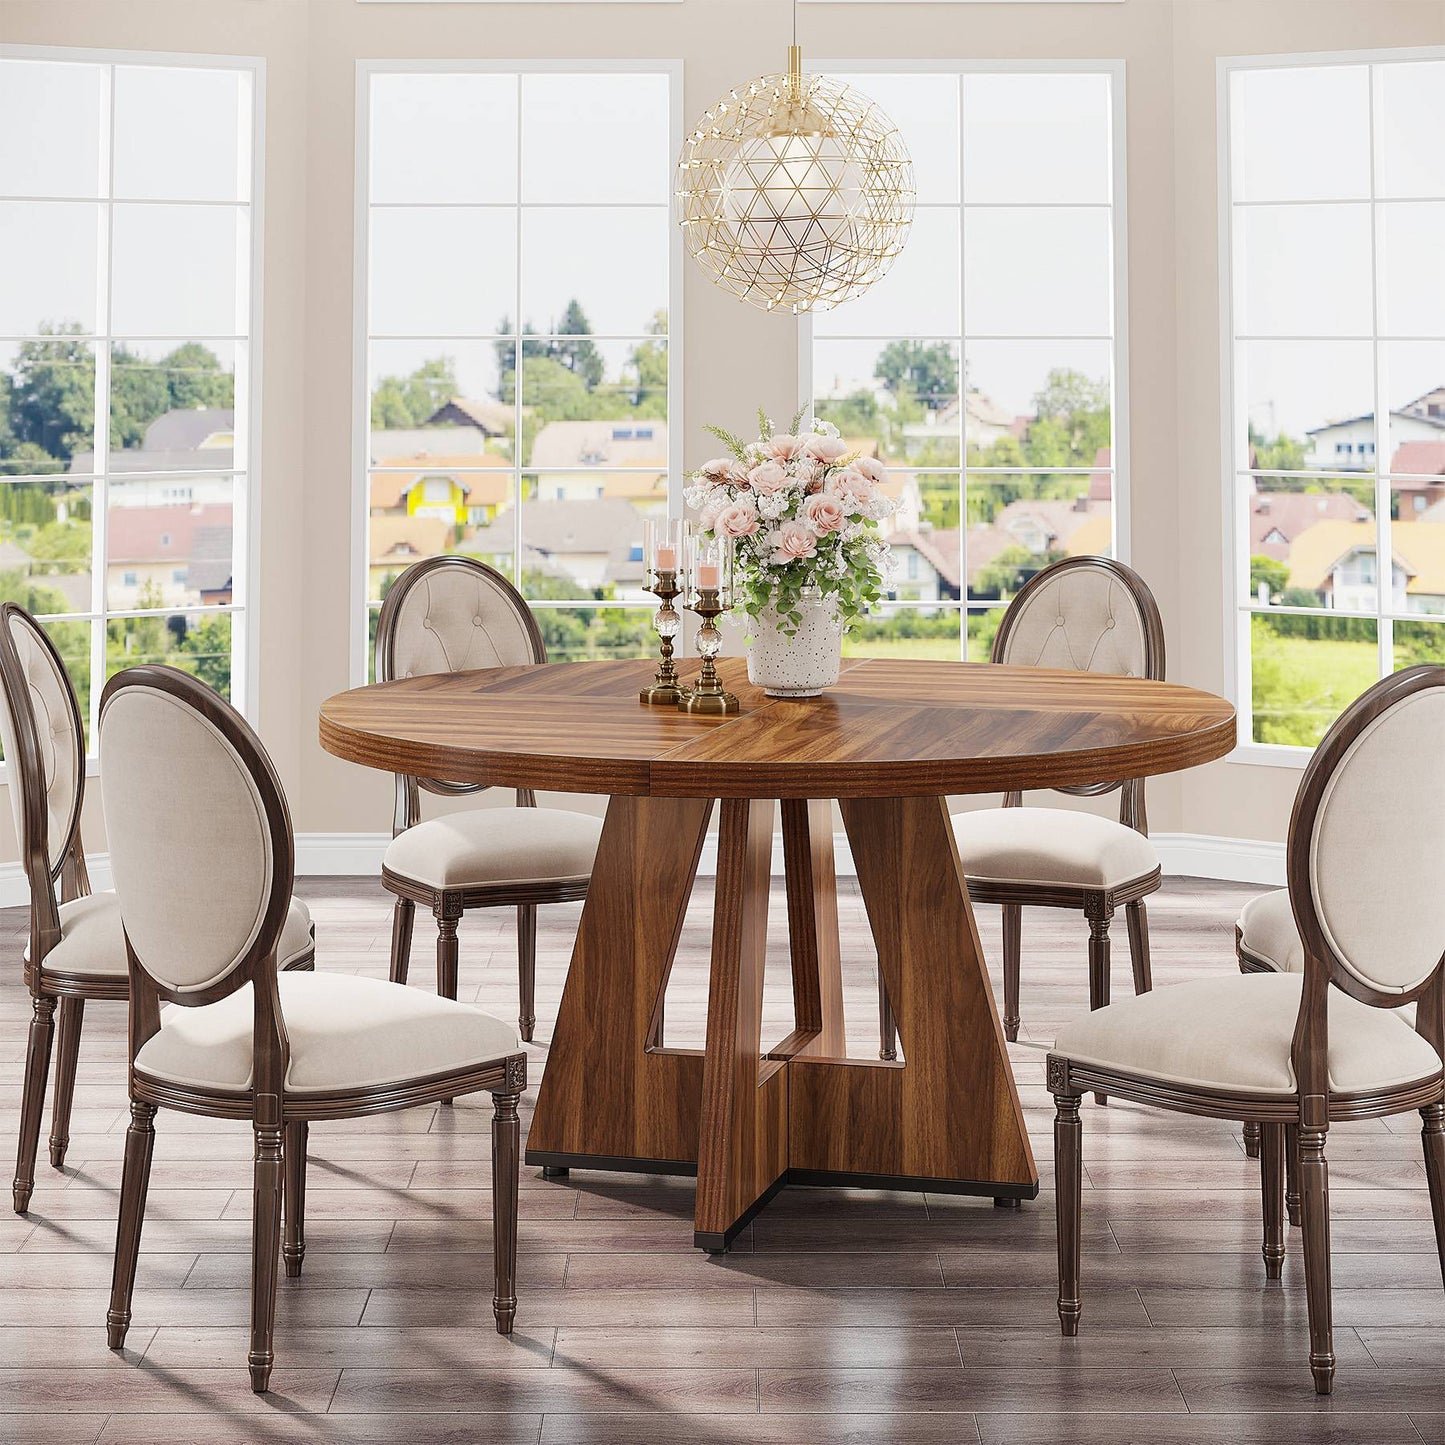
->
[
  {"left": 640, "top": 567, "right": 684, "bottom": 705},
  {"left": 679, "top": 529, "right": 739, "bottom": 715}
]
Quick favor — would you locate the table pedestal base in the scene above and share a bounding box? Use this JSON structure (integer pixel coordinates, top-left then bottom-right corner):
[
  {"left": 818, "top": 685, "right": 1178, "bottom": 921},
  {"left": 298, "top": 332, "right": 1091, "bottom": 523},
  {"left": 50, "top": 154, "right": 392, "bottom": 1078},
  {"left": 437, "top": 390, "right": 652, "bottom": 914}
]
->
[{"left": 525, "top": 791, "right": 1037, "bottom": 1251}]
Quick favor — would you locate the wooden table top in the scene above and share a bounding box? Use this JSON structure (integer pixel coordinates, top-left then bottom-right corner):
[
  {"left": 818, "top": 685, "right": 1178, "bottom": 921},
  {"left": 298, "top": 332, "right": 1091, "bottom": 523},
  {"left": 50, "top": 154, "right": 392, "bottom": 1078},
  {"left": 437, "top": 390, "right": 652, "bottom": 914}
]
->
[{"left": 319, "top": 656, "right": 1236, "bottom": 799}]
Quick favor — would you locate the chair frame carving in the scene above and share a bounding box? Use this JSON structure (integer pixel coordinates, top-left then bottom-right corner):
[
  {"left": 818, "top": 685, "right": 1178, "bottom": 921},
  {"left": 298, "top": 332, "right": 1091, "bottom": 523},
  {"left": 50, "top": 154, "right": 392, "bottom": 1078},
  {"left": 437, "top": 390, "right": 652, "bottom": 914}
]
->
[
  {"left": 881, "top": 556, "right": 1166, "bottom": 1063},
  {"left": 99, "top": 665, "right": 526, "bottom": 1393},
  {"left": 1, "top": 602, "right": 314, "bottom": 1214},
  {"left": 1048, "top": 664, "right": 1445, "bottom": 1396},
  {"left": 375, "top": 555, "right": 589, "bottom": 1040}
]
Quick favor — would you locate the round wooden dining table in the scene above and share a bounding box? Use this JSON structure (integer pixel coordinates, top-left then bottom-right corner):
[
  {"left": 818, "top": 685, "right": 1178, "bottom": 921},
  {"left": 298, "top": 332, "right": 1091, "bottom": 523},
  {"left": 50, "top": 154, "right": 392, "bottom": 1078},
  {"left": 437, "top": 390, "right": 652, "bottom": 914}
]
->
[{"left": 320, "top": 655, "right": 1236, "bottom": 1253}]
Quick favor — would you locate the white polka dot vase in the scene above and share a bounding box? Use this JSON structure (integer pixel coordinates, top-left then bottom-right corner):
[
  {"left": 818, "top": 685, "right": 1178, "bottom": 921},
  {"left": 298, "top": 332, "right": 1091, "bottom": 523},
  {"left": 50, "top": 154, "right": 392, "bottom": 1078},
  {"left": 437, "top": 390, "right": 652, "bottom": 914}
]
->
[{"left": 745, "top": 595, "right": 844, "bottom": 698}]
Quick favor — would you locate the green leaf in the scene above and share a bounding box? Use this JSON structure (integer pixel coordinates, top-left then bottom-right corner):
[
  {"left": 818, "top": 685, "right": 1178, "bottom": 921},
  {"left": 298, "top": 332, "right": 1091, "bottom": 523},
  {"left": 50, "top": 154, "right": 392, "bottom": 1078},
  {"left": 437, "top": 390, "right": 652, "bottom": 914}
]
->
[
  {"left": 757, "top": 405, "right": 773, "bottom": 440},
  {"left": 701, "top": 423, "right": 749, "bottom": 462}
]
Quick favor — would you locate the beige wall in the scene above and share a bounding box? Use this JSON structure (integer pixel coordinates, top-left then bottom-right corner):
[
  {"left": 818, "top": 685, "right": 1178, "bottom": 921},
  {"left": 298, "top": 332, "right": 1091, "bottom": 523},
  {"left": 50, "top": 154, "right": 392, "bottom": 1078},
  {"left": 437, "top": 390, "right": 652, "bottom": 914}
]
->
[{"left": 1, "top": 0, "right": 1442, "bottom": 863}]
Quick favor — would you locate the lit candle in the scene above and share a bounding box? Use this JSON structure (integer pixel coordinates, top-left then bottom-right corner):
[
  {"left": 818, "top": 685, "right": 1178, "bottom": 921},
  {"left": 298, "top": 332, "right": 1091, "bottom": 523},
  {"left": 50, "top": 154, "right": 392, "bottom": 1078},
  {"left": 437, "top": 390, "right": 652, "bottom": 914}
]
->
[
  {"left": 697, "top": 563, "right": 720, "bottom": 588},
  {"left": 656, "top": 545, "right": 678, "bottom": 570}
]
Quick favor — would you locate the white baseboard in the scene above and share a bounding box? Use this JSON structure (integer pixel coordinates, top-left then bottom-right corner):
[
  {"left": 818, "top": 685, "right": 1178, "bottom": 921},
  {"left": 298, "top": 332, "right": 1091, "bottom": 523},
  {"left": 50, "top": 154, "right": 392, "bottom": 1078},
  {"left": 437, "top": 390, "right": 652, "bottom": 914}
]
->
[{"left": 0, "top": 828, "right": 1287, "bottom": 910}]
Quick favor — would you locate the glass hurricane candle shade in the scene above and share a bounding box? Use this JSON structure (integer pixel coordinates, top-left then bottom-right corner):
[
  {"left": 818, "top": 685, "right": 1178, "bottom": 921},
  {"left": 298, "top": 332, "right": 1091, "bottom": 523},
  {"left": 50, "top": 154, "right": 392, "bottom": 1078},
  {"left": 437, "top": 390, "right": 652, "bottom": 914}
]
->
[
  {"left": 680, "top": 526, "right": 739, "bottom": 715},
  {"left": 639, "top": 518, "right": 686, "bottom": 706}
]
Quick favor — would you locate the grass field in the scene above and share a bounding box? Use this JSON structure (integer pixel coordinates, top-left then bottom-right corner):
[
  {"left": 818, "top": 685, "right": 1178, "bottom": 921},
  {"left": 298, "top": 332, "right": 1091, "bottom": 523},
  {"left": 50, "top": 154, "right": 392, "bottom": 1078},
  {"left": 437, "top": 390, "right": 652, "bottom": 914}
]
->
[{"left": 1250, "top": 620, "right": 1379, "bottom": 747}]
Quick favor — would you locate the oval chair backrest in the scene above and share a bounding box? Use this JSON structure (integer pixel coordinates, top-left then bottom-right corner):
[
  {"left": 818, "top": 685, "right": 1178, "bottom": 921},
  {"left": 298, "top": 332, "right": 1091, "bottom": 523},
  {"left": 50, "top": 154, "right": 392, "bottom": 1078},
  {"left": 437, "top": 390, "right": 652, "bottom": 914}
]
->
[
  {"left": 1289, "top": 665, "right": 1445, "bottom": 1001},
  {"left": 376, "top": 556, "right": 546, "bottom": 683},
  {"left": 98, "top": 667, "right": 293, "bottom": 999},
  {"left": 0, "top": 603, "right": 85, "bottom": 888},
  {"left": 992, "top": 555, "right": 1162, "bottom": 682}
]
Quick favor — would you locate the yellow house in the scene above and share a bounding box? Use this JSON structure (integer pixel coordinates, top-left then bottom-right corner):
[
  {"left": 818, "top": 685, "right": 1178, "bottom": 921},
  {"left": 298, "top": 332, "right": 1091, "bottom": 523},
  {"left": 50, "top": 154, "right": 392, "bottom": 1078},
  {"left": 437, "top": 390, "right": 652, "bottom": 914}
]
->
[{"left": 371, "top": 455, "right": 513, "bottom": 526}]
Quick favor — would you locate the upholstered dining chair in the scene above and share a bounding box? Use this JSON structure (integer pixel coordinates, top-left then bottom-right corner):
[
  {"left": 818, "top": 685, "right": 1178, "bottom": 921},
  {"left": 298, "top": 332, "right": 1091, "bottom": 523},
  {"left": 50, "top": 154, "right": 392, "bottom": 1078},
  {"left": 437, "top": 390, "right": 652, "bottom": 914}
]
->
[
  {"left": 375, "top": 556, "right": 603, "bottom": 1039},
  {"left": 882, "top": 556, "right": 1165, "bottom": 1062},
  {"left": 98, "top": 666, "right": 526, "bottom": 1393},
  {"left": 0, "top": 604, "right": 316, "bottom": 1214},
  {"left": 1047, "top": 665, "right": 1445, "bottom": 1395}
]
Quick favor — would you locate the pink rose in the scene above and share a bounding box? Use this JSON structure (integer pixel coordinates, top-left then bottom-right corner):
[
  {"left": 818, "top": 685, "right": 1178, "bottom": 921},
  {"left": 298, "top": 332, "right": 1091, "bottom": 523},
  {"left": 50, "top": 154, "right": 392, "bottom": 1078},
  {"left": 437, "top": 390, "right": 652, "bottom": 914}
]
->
[
  {"left": 699, "top": 457, "right": 736, "bottom": 481},
  {"left": 825, "top": 468, "right": 876, "bottom": 511},
  {"left": 802, "top": 434, "right": 850, "bottom": 463},
  {"left": 699, "top": 500, "right": 724, "bottom": 531},
  {"left": 802, "top": 492, "right": 846, "bottom": 535},
  {"left": 748, "top": 460, "right": 793, "bottom": 495},
  {"left": 764, "top": 433, "right": 805, "bottom": 463},
  {"left": 713, "top": 501, "right": 760, "bottom": 538},
  {"left": 770, "top": 520, "right": 818, "bottom": 565},
  {"left": 854, "top": 455, "right": 888, "bottom": 484}
]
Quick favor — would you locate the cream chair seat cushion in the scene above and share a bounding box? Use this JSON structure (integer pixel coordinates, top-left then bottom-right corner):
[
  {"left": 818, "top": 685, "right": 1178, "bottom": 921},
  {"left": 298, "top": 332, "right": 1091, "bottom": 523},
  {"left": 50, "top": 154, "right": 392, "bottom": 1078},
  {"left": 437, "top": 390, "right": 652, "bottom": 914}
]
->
[
  {"left": 30, "top": 891, "right": 313, "bottom": 978},
  {"left": 135, "top": 971, "right": 518, "bottom": 1094},
  {"left": 951, "top": 807, "right": 1159, "bottom": 890},
  {"left": 384, "top": 807, "right": 603, "bottom": 892},
  {"left": 1052, "top": 973, "right": 1441, "bottom": 1095},
  {"left": 1238, "top": 888, "right": 1304, "bottom": 973}
]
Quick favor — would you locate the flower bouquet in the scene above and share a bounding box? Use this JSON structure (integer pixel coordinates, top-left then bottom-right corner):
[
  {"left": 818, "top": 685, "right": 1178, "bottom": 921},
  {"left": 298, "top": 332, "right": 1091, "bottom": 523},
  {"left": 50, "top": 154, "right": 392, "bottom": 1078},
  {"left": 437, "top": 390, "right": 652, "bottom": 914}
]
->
[{"left": 683, "top": 407, "right": 896, "bottom": 697}]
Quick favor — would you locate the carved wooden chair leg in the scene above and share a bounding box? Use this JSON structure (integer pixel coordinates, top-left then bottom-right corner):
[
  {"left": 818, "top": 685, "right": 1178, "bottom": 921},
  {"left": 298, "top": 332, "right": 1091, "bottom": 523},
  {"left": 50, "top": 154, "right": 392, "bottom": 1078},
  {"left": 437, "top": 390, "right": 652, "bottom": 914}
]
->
[
  {"left": 1285, "top": 1122, "right": 1301, "bottom": 1227},
  {"left": 13, "top": 994, "right": 56, "bottom": 1213},
  {"left": 1259, "top": 1121, "right": 1285, "bottom": 1280},
  {"left": 517, "top": 904, "right": 537, "bottom": 1043},
  {"left": 283, "top": 1120, "right": 308, "bottom": 1279},
  {"left": 491, "top": 1087, "right": 521, "bottom": 1335},
  {"left": 106, "top": 1100, "right": 157, "bottom": 1350},
  {"left": 1242, "top": 1121, "right": 1261, "bottom": 1159},
  {"left": 48, "top": 997, "right": 84, "bottom": 1170},
  {"left": 389, "top": 897, "right": 415, "bottom": 985},
  {"left": 1001, "top": 903, "right": 1022, "bottom": 1043},
  {"left": 435, "top": 902, "right": 461, "bottom": 1001},
  {"left": 1054, "top": 1089, "right": 1084, "bottom": 1335},
  {"left": 1124, "top": 898, "right": 1152, "bottom": 994},
  {"left": 878, "top": 973, "right": 897, "bottom": 1062},
  {"left": 1084, "top": 897, "right": 1113, "bottom": 1105},
  {"left": 1420, "top": 1102, "right": 1445, "bottom": 1290},
  {"left": 1298, "top": 1124, "right": 1334, "bottom": 1394},
  {"left": 249, "top": 1123, "right": 285, "bottom": 1394}
]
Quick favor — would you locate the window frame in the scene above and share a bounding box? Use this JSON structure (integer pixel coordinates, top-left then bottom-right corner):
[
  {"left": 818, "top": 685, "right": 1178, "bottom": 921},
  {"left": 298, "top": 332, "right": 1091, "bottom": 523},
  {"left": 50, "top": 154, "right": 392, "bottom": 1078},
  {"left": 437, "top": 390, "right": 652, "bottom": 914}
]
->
[
  {"left": 351, "top": 57, "right": 684, "bottom": 685},
  {"left": 1218, "top": 45, "right": 1445, "bottom": 767},
  {"left": 797, "top": 57, "right": 1131, "bottom": 659},
  {"left": 0, "top": 42, "right": 266, "bottom": 767}
]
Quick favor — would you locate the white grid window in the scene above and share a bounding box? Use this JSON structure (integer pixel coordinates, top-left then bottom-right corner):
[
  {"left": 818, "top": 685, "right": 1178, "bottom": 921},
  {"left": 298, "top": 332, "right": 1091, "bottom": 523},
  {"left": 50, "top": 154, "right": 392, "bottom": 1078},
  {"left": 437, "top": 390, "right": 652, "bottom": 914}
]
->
[
  {"left": 0, "top": 49, "right": 259, "bottom": 745},
  {"left": 1223, "top": 51, "right": 1445, "bottom": 754},
  {"left": 357, "top": 64, "right": 680, "bottom": 680},
  {"left": 800, "top": 64, "right": 1126, "bottom": 663}
]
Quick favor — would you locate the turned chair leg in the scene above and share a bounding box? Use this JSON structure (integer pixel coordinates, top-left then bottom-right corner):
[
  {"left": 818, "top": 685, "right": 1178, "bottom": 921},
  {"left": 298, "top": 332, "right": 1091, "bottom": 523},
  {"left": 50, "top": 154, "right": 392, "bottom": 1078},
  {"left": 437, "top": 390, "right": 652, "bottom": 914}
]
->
[
  {"left": 107, "top": 1100, "right": 156, "bottom": 1350},
  {"left": 436, "top": 906, "right": 461, "bottom": 1001},
  {"left": 878, "top": 973, "right": 897, "bottom": 1062},
  {"left": 1243, "top": 1121, "right": 1261, "bottom": 1159},
  {"left": 250, "top": 1123, "right": 285, "bottom": 1394},
  {"left": 1259, "top": 1122, "right": 1285, "bottom": 1280},
  {"left": 1054, "top": 1090, "right": 1084, "bottom": 1336},
  {"left": 1124, "top": 899, "right": 1152, "bottom": 995},
  {"left": 1001, "top": 903, "right": 1022, "bottom": 1043},
  {"left": 517, "top": 904, "right": 537, "bottom": 1044},
  {"left": 389, "top": 897, "right": 415, "bottom": 985},
  {"left": 1298, "top": 1124, "right": 1334, "bottom": 1395},
  {"left": 13, "top": 995, "right": 56, "bottom": 1213},
  {"left": 1084, "top": 898, "right": 1114, "bottom": 1105},
  {"left": 1421, "top": 1102, "right": 1445, "bottom": 1291},
  {"left": 1285, "top": 1123, "right": 1301, "bottom": 1227},
  {"left": 491, "top": 1088, "right": 521, "bottom": 1335},
  {"left": 283, "top": 1120, "right": 308, "bottom": 1279},
  {"left": 49, "top": 997, "right": 84, "bottom": 1170}
]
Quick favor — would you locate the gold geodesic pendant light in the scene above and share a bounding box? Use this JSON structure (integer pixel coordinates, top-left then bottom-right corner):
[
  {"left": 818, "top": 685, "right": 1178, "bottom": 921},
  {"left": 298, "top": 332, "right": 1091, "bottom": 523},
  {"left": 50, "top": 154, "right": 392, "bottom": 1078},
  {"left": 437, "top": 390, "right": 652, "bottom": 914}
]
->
[{"left": 676, "top": 37, "right": 915, "bottom": 315}]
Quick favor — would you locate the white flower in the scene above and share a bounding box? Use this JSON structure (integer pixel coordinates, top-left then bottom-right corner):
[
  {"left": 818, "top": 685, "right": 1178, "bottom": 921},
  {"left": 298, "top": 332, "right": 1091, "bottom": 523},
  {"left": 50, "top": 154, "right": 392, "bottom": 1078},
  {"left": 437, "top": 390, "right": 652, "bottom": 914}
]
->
[
  {"left": 756, "top": 490, "right": 790, "bottom": 521},
  {"left": 813, "top": 418, "right": 841, "bottom": 439}
]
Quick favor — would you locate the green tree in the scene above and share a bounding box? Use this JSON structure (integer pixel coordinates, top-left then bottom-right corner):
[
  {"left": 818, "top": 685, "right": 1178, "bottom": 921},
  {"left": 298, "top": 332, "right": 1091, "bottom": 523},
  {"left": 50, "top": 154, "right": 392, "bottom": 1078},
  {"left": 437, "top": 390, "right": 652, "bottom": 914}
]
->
[
  {"left": 973, "top": 544, "right": 1067, "bottom": 602},
  {"left": 370, "top": 356, "right": 459, "bottom": 430},
  {"left": 1248, "top": 554, "right": 1290, "bottom": 603},
  {"left": 7, "top": 328, "right": 94, "bottom": 464},
  {"left": 1249, "top": 424, "right": 1308, "bottom": 472},
  {"left": 1024, "top": 369, "right": 1111, "bottom": 469},
  {"left": 874, "top": 340, "right": 958, "bottom": 411},
  {"left": 627, "top": 310, "right": 668, "bottom": 417},
  {"left": 552, "top": 300, "right": 604, "bottom": 389}
]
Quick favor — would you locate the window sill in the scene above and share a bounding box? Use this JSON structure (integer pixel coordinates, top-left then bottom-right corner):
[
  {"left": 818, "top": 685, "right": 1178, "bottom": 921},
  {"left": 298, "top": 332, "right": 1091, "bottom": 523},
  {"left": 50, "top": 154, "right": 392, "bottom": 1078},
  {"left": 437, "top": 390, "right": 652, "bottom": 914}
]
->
[{"left": 1226, "top": 742, "right": 1312, "bottom": 770}]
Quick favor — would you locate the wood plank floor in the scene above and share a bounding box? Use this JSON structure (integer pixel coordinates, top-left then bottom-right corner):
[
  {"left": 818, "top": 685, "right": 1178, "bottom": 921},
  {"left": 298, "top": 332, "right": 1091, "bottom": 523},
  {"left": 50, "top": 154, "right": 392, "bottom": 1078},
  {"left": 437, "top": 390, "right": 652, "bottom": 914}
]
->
[{"left": 5, "top": 873, "right": 1445, "bottom": 1442}]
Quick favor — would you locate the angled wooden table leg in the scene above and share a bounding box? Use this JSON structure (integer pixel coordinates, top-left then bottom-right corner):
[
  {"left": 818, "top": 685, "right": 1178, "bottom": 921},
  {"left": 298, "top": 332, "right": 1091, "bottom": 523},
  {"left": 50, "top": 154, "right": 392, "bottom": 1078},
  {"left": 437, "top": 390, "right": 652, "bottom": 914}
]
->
[
  {"left": 788, "top": 794, "right": 1037, "bottom": 1197},
  {"left": 777, "top": 798, "right": 846, "bottom": 1060},
  {"left": 694, "top": 797, "right": 786, "bottom": 1252},
  {"left": 527, "top": 793, "right": 713, "bottom": 1174}
]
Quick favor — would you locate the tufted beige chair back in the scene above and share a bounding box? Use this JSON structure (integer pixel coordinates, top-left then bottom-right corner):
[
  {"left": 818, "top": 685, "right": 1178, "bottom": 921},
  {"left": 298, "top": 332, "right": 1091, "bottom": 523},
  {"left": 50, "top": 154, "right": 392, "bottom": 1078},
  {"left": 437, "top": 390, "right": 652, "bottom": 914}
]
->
[
  {"left": 992, "top": 556, "right": 1160, "bottom": 682},
  {"left": 376, "top": 557, "right": 545, "bottom": 683},
  {"left": 99, "top": 669, "right": 292, "bottom": 998},
  {"left": 0, "top": 604, "right": 86, "bottom": 888},
  {"left": 1293, "top": 672, "right": 1445, "bottom": 999}
]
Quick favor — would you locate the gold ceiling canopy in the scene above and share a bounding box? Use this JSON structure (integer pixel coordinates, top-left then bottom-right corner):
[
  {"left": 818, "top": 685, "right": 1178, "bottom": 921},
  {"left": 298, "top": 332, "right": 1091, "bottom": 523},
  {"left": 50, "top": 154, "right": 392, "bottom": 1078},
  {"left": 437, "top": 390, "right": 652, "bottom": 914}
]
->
[{"left": 677, "top": 47, "right": 916, "bottom": 315}]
